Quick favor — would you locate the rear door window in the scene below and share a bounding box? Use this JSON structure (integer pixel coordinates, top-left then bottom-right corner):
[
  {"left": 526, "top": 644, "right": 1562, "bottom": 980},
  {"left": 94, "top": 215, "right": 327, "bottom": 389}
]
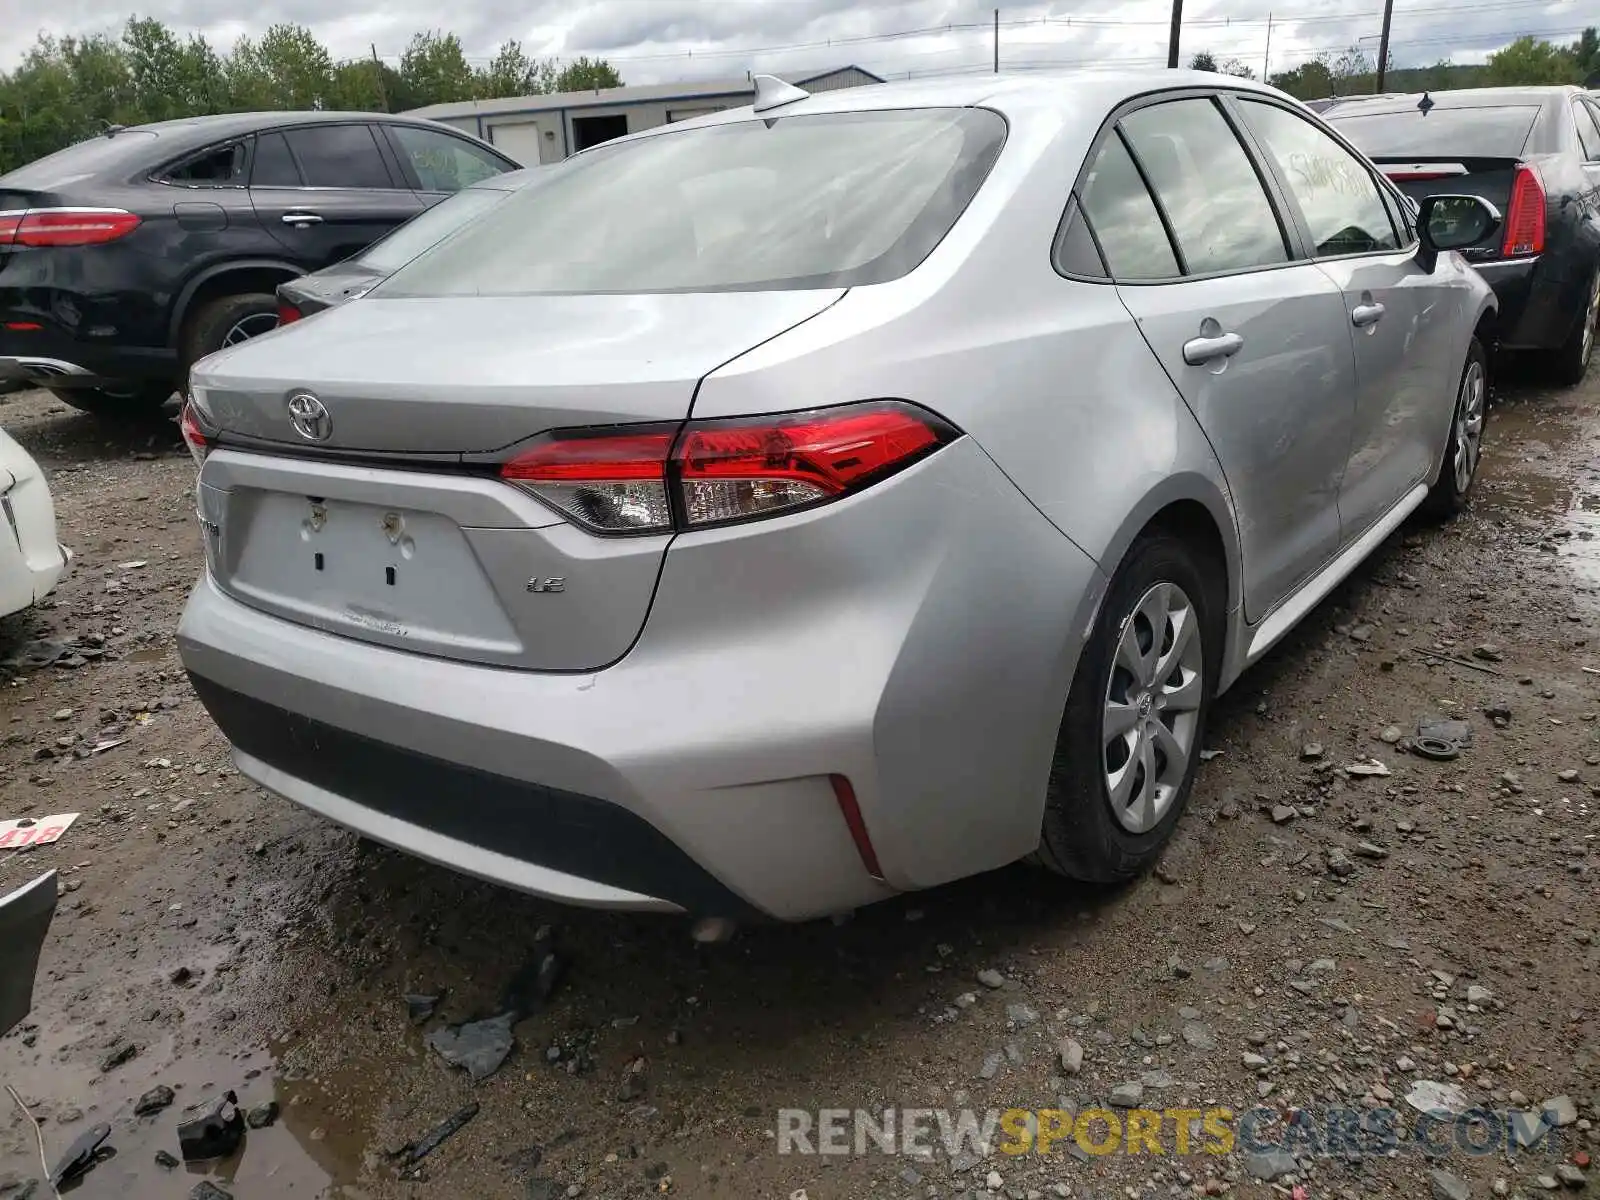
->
[
  {"left": 283, "top": 125, "right": 394, "bottom": 189},
  {"left": 1118, "top": 98, "right": 1289, "bottom": 274},
  {"left": 1240, "top": 100, "right": 1399, "bottom": 257},
  {"left": 1077, "top": 133, "right": 1180, "bottom": 280},
  {"left": 250, "top": 132, "right": 301, "bottom": 187},
  {"left": 1326, "top": 105, "right": 1541, "bottom": 159}
]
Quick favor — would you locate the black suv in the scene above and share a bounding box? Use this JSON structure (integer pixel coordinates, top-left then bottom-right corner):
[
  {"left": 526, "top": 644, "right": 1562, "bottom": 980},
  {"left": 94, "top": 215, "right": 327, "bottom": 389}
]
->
[{"left": 0, "top": 112, "right": 518, "bottom": 415}]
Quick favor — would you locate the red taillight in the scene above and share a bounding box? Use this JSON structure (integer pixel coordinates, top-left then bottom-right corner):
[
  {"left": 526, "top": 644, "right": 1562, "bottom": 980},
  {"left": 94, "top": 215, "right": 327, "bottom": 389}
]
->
[
  {"left": 1503, "top": 164, "right": 1546, "bottom": 256},
  {"left": 498, "top": 402, "right": 958, "bottom": 535},
  {"left": 179, "top": 400, "right": 210, "bottom": 467},
  {"left": 677, "top": 404, "right": 947, "bottom": 526},
  {"left": 0, "top": 208, "right": 141, "bottom": 247},
  {"left": 276, "top": 302, "right": 302, "bottom": 325},
  {"left": 3, "top": 322, "right": 41, "bottom": 331},
  {"left": 501, "top": 429, "right": 676, "bottom": 533}
]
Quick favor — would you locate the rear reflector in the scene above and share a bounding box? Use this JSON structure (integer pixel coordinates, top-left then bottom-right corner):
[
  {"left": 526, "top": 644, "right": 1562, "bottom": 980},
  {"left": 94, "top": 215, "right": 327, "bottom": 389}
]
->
[
  {"left": 830, "top": 775, "right": 885, "bottom": 881},
  {"left": 500, "top": 401, "right": 958, "bottom": 535},
  {"left": 0, "top": 208, "right": 141, "bottom": 247},
  {"left": 179, "top": 399, "right": 209, "bottom": 467},
  {"left": 2, "top": 322, "right": 41, "bottom": 331},
  {"left": 1503, "top": 164, "right": 1546, "bottom": 256},
  {"left": 276, "top": 302, "right": 302, "bottom": 325}
]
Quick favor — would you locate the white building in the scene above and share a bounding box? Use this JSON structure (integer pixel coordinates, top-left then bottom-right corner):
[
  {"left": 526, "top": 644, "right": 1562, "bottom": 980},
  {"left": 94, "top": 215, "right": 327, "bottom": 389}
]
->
[{"left": 403, "top": 66, "right": 884, "bottom": 166}]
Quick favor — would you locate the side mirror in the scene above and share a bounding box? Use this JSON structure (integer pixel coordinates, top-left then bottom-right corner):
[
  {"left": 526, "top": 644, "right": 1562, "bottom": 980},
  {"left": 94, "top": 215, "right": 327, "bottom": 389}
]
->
[{"left": 1417, "top": 194, "right": 1502, "bottom": 269}]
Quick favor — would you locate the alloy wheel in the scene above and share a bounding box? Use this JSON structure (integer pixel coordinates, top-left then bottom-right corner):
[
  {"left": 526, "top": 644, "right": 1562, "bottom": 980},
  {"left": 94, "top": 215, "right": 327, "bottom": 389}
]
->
[
  {"left": 1102, "top": 581, "right": 1204, "bottom": 834},
  {"left": 222, "top": 312, "right": 280, "bottom": 347},
  {"left": 1453, "top": 357, "right": 1486, "bottom": 494},
  {"left": 1583, "top": 273, "right": 1600, "bottom": 370}
]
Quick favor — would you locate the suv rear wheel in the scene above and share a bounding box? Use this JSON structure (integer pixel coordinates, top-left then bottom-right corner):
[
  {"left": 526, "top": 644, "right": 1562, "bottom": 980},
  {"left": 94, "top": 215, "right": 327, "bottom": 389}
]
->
[{"left": 182, "top": 292, "right": 280, "bottom": 373}]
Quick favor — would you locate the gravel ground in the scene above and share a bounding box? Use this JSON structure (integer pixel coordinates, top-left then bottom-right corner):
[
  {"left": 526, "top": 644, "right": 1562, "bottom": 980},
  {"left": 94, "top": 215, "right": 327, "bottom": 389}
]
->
[{"left": 0, "top": 368, "right": 1597, "bottom": 1200}]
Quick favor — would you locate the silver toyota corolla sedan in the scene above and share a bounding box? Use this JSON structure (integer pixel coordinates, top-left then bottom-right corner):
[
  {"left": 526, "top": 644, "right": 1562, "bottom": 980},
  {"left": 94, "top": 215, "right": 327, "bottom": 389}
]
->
[{"left": 176, "top": 70, "right": 1498, "bottom": 922}]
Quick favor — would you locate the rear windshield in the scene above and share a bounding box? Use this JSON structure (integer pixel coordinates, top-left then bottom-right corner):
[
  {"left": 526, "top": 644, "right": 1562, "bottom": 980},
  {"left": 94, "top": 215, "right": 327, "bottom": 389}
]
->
[
  {"left": 0, "top": 130, "right": 160, "bottom": 189},
  {"left": 377, "top": 108, "right": 1007, "bottom": 296},
  {"left": 356, "top": 187, "right": 513, "bottom": 273},
  {"left": 1328, "top": 105, "right": 1541, "bottom": 159}
]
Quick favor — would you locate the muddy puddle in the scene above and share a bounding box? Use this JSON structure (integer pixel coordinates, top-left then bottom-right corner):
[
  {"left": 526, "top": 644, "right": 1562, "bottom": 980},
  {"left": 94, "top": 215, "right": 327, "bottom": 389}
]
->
[{"left": 1477, "top": 374, "right": 1600, "bottom": 600}]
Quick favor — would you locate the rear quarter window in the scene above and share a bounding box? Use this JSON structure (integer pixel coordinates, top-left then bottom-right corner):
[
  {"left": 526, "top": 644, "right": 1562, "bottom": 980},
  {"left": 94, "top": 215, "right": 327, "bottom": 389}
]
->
[{"left": 1327, "top": 105, "right": 1542, "bottom": 159}]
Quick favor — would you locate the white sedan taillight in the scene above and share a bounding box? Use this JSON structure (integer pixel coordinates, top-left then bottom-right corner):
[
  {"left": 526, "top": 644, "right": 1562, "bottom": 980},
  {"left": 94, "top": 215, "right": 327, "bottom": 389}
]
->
[{"left": 500, "top": 401, "right": 958, "bottom": 534}]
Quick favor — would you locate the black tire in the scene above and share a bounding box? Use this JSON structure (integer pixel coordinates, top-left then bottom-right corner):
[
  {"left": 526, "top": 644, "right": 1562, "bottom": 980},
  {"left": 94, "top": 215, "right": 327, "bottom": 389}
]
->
[
  {"left": 181, "top": 292, "right": 280, "bottom": 371},
  {"left": 1549, "top": 270, "right": 1600, "bottom": 388},
  {"left": 49, "top": 384, "right": 174, "bottom": 418},
  {"left": 1422, "top": 337, "right": 1489, "bottom": 520},
  {"left": 1035, "top": 530, "right": 1224, "bottom": 883}
]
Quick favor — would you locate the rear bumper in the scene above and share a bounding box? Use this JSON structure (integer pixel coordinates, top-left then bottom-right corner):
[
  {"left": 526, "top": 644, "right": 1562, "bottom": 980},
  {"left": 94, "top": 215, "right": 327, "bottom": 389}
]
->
[
  {"left": 0, "top": 329, "right": 176, "bottom": 392},
  {"left": 1474, "top": 255, "right": 1585, "bottom": 352},
  {"left": 177, "top": 438, "right": 1103, "bottom": 920}
]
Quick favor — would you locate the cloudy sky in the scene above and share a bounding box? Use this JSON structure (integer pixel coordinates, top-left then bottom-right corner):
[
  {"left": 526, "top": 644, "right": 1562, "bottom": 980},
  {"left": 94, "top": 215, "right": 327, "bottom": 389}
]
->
[{"left": 1, "top": 0, "right": 1590, "bottom": 82}]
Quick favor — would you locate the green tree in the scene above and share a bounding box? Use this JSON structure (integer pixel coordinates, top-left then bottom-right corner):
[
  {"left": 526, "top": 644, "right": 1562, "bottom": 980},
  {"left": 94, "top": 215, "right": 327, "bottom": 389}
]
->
[
  {"left": 552, "top": 56, "right": 622, "bottom": 92},
  {"left": 400, "top": 31, "right": 476, "bottom": 106},
  {"left": 327, "top": 59, "right": 389, "bottom": 111},
  {"left": 1219, "top": 57, "right": 1256, "bottom": 79},
  {"left": 1486, "top": 35, "right": 1577, "bottom": 85},
  {"left": 1187, "top": 51, "right": 1218, "bottom": 73},
  {"left": 1269, "top": 55, "right": 1336, "bottom": 100},
  {"left": 476, "top": 39, "right": 554, "bottom": 97}
]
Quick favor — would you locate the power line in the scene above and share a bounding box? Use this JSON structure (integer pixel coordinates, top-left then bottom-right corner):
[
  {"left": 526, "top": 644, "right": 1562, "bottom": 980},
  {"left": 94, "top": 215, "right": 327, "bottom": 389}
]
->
[{"left": 395, "top": 0, "right": 1582, "bottom": 67}]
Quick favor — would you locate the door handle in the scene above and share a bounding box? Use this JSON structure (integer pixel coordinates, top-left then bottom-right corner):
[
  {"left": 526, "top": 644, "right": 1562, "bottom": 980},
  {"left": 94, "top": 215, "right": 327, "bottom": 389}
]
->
[
  {"left": 1182, "top": 331, "right": 1244, "bottom": 365},
  {"left": 281, "top": 212, "right": 323, "bottom": 227},
  {"left": 1351, "top": 302, "right": 1386, "bottom": 327}
]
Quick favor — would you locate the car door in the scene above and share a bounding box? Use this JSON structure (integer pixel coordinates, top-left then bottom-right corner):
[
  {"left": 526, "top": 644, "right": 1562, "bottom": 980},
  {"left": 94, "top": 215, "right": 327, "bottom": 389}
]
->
[
  {"left": 248, "top": 123, "right": 423, "bottom": 267},
  {"left": 1235, "top": 96, "right": 1454, "bottom": 541},
  {"left": 378, "top": 122, "right": 516, "bottom": 209},
  {"left": 1083, "top": 94, "right": 1359, "bottom": 621},
  {"left": 1576, "top": 99, "right": 1600, "bottom": 218}
]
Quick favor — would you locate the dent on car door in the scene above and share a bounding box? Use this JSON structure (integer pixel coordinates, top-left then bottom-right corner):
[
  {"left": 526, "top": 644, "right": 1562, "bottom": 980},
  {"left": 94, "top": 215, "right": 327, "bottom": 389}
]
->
[
  {"left": 1234, "top": 97, "right": 1453, "bottom": 540},
  {"left": 248, "top": 125, "right": 423, "bottom": 266},
  {"left": 1081, "top": 95, "right": 1359, "bottom": 622}
]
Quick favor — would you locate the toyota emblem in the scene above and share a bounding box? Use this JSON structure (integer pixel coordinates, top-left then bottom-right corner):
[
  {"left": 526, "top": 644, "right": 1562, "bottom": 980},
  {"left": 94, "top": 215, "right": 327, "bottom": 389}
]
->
[{"left": 286, "top": 391, "right": 332, "bottom": 442}]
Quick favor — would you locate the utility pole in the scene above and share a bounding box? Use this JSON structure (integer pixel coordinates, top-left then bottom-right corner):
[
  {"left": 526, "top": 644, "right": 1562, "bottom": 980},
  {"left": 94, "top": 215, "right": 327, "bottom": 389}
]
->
[
  {"left": 994, "top": 9, "right": 1000, "bottom": 73},
  {"left": 1375, "top": 0, "right": 1394, "bottom": 92},
  {"left": 1167, "top": 0, "right": 1184, "bottom": 68},
  {"left": 371, "top": 44, "right": 388, "bottom": 112},
  {"left": 1262, "top": 13, "right": 1273, "bottom": 84}
]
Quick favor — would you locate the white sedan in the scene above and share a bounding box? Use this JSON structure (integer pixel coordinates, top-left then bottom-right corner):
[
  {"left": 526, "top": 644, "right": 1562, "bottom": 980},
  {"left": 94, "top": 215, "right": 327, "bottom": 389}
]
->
[{"left": 0, "top": 427, "right": 68, "bottom": 616}]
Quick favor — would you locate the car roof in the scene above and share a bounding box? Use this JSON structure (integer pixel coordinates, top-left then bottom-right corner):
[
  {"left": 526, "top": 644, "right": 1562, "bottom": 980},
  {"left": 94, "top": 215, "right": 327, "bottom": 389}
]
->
[
  {"left": 71, "top": 111, "right": 476, "bottom": 169},
  {"left": 734, "top": 68, "right": 1285, "bottom": 116}
]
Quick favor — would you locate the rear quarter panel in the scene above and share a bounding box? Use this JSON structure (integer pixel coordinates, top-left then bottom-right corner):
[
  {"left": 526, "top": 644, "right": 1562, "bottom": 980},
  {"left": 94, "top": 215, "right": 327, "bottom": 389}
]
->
[{"left": 690, "top": 97, "right": 1242, "bottom": 879}]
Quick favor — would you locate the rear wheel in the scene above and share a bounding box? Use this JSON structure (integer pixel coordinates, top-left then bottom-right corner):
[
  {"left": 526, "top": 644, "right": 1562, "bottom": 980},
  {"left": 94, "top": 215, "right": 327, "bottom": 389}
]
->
[
  {"left": 1422, "top": 337, "right": 1488, "bottom": 519},
  {"left": 1035, "top": 530, "right": 1222, "bottom": 883},
  {"left": 1549, "top": 270, "right": 1600, "bottom": 387},
  {"left": 182, "top": 292, "right": 280, "bottom": 372}
]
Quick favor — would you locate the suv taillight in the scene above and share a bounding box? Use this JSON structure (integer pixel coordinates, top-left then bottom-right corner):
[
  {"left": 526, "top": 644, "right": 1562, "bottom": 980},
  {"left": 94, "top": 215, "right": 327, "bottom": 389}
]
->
[
  {"left": 179, "top": 399, "right": 210, "bottom": 467},
  {"left": 0, "top": 208, "right": 141, "bottom": 247},
  {"left": 500, "top": 401, "right": 959, "bottom": 535},
  {"left": 1502, "top": 164, "right": 1546, "bottom": 256}
]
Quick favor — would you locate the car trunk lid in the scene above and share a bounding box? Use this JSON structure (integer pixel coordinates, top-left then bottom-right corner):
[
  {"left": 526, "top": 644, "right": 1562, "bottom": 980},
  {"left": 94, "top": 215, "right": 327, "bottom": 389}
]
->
[
  {"left": 191, "top": 291, "right": 843, "bottom": 452},
  {"left": 190, "top": 288, "right": 843, "bottom": 670}
]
